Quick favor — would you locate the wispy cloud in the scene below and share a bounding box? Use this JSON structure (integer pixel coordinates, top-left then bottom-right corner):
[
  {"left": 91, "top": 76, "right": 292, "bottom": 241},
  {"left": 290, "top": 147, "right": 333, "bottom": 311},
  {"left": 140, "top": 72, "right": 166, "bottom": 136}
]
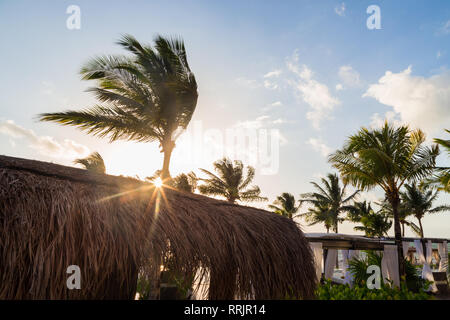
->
[
  {"left": 0, "top": 120, "right": 90, "bottom": 159},
  {"left": 264, "top": 70, "right": 282, "bottom": 78},
  {"left": 337, "top": 65, "right": 361, "bottom": 89},
  {"left": 369, "top": 111, "right": 401, "bottom": 129},
  {"left": 264, "top": 80, "right": 278, "bottom": 90},
  {"left": 235, "top": 77, "right": 260, "bottom": 89},
  {"left": 438, "top": 20, "right": 450, "bottom": 35},
  {"left": 335, "top": 2, "right": 346, "bottom": 17},
  {"left": 234, "top": 115, "right": 286, "bottom": 130},
  {"left": 307, "top": 137, "right": 332, "bottom": 157},
  {"left": 287, "top": 50, "right": 340, "bottom": 130},
  {"left": 263, "top": 69, "right": 282, "bottom": 90},
  {"left": 271, "top": 101, "right": 283, "bottom": 107}
]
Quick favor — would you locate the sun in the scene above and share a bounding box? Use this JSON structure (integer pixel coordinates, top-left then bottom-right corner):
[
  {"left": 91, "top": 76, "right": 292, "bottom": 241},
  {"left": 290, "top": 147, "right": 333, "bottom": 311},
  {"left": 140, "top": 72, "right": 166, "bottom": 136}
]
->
[{"left": 153, "top": 177, "right": 163, "bottom": 188}]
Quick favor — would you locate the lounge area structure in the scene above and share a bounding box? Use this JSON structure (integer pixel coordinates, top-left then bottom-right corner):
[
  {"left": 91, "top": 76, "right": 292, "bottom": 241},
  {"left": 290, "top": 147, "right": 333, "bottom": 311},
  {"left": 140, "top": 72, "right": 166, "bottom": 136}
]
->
[
  {"left": 306, "top": 233, "right": 449, "bottom": 294},
  {"left": 0, "top": 155, "right": 317, "bottom": 300}
]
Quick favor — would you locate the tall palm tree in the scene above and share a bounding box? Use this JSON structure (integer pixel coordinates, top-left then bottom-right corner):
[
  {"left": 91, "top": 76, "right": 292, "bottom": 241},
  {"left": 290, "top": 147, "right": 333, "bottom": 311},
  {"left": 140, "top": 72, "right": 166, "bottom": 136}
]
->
[
  {"left": 39, "top": 34, "right": 198, "bottom": 180},
  {"left": 329, "top": 122, "right": 439, "bottom": 276},
  {"left": 347, "top": 201, "right": 392, "bottom": 237},
  {"left": 268, "top": 193, "right": 300, "bottom": 219},
  {"left": 299, "top": 173, "right": 359, "bottom": 233},
  {"left": 401, "top": 183, "right": 450, "bottom": 238},
  {"left": 198, "top": 158, "right": 267, "bottom": 203},
  {"left": 300, "top": 203, "right": 336, "bottom": 233},
  {"left": 74, "top": 151, "right": 106, "bottom": 174}
]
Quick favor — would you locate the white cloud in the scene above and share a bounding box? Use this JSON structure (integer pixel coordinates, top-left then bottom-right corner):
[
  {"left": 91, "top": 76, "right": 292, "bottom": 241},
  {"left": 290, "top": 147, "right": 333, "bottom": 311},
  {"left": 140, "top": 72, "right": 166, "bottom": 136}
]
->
[
  {"left": 235, "top": 115, "right": 270, "bottom": 130},
  {"left": 287, "top": 51, "right": 340, "bottom": 129},
  {"left": 336, "top": 83, "right": 343, "bottom": 91},
  {"left": 439, "top": 20, "right": 450, "bottom": 35},
  {"left": 338, "top": 65, "right": 361, "bottom": 88},
  {"left": 271, "top": 101, "right": 283, "bottom": 107},
  {"left": 307, "top": 137, "right": 332, "bottom": 157},
  {"left": 262, "top": 70, "right": 281, "bottom": 90},
  {"left": 233, "top": 115, "right": 288, "bottom": 146},
  {"left": 335, "top": 3, "right": 346, "bottom": 16},
  {"left": 272, "top": 118, "right": 286, "bottom": 125},
  {"left": 369, "top": 111, "right": 401, "bottom": 129},
  {"left": 0, "top": 120, "right": 90, "bottom": 159},
  {"left": 363, "top": 66, "right": 450, "bottom": 135},
  {"left": 264, "top": 70, "right": 282, "bottom": 78},
  {"left": 263, "top": 79, "right": 278, "bottom": 90},
  {"left": 235, "top": 115, "right": 286, "bottom": 130}
]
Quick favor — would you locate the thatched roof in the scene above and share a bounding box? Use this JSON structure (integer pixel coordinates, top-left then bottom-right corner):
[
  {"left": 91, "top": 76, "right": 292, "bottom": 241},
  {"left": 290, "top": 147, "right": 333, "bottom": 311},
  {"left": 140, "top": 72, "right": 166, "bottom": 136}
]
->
[{"left": 0, "top": 155, "right": 316, "bottom": 300}]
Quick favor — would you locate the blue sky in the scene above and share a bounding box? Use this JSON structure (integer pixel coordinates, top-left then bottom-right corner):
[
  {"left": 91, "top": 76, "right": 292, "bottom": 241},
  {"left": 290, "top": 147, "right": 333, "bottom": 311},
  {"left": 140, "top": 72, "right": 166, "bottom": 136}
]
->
[{"left": 0, "top": 0, "right": 449, "bottom": 237}]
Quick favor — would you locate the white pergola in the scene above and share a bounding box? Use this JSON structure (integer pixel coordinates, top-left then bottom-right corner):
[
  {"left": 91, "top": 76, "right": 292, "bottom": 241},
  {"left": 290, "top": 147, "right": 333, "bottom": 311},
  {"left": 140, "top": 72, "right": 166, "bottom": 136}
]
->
[{"left": 305, "top": 233, "right": 449, "bottom": 293}]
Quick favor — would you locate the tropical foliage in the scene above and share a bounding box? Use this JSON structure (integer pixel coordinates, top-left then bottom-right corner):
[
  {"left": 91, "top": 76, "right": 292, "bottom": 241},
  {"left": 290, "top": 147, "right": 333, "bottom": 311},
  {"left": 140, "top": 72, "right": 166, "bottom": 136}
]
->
[
  {"left": 400, "top": 183, "right": 450, "bottom": 238},
  {"left": 347, "top": 251, "right": 426, "bottom": 292},
  {"left": 347, "top": 201, "right": 392, "bottom": 237},
  {"left": 172, "top": 172, "right": 198, "bottom": 193},
  {"left": 329, "top": 122, "right": 439, "bottom": 275},
  {"left": 316, "top": 279, "right": 431, "bottom": 300},
  {"left": 198, "top": 158, "right": 267, "bottom": 203},
  {"left": 424, "top": 129, "right": 450, "bottom": 192},
  {"left": 300, "top": 173, "right": 359, "bottom": 233},
  {"left": 269, "top": 193, "right": 300, "bottom": 219},
  {"left": 39, "top": 34, "right": 198, "bottom": 179},
  {"left": 300, "top": 202, "right": 335, "bottom": 233},
  {"left": 74, "top": 151, "right": 106, "bottom": 174}
]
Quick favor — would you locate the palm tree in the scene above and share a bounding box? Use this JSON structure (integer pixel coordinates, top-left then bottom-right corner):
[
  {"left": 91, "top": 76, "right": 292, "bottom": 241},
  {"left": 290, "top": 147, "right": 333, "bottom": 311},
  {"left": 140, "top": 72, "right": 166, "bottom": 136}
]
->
[
  {"left": 198, "top": 158, "right": 267, "bottom": 203},
  {"left": 300, "top": 203, "right": 336, "bottom": 233},
  {"left": 39, "top": 34, "right": 198, "bottom": 180},
  {"left": 424, "top": 129, "right": 450, "bottom": 192},
  {"left": 74, "top": 151, "right": 106, "bottom": 174},
  {"left": 329, "top": 122, "right": 439, "bottom": 276},
  {"left": 401, "top": 183, "right": 450, "bottom": 238},
  {"left": 299, "top": 173, "right": 359, "bottom": 233},
  {"left": 347, "top": 201, "right": 392, "bottom": 237},
  {"left": 172, "top": 172, "right": 198, "bottom": 193},
  {"left": 268, "top": 193, "right": 300, "bottom": 219},
  {"left": 346, "top": 200, "right": 372, "bottom": 223},
  {"left": 378, "top": 199, "right": 419, "bottom": 237}
]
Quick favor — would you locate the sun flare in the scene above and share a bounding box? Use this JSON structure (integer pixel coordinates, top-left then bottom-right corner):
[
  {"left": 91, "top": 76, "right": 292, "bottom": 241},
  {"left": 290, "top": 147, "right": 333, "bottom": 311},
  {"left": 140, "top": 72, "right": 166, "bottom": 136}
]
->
[{"left": 154, "top": 177, "right": 163, "bottom": 188}]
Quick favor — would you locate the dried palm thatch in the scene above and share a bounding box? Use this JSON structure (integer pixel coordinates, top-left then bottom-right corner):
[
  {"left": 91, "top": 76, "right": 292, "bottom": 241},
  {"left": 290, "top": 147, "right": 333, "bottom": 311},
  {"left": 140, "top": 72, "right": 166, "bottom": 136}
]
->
[{"left": 0, "top": 155, "right": 317, "bottom": 300}]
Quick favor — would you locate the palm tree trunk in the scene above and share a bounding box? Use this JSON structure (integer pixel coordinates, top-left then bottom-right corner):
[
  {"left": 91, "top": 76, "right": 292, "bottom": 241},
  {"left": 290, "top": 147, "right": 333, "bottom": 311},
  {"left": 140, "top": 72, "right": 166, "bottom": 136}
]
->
[
  {"left": 161, "top": 142, "right": 174, "bottom": 180},
  {"left": 418, "top": 217, "right": 424, "bottom": 239},
  {"left": 389, "top": 193, "right": 406, "bottom": 278},
  {"left": 401, "top": 222, "right": 405, "bottom": 237}
]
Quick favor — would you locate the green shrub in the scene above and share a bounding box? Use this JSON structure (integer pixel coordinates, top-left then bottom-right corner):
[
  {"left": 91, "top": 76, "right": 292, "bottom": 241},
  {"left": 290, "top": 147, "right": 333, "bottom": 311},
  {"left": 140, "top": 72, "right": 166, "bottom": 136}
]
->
[
  {"left": 347, "top": 251, "right": 425, "bottom": 292},
  {"left": 316, "top": 280, "right": 432, "bottom": 300}
]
